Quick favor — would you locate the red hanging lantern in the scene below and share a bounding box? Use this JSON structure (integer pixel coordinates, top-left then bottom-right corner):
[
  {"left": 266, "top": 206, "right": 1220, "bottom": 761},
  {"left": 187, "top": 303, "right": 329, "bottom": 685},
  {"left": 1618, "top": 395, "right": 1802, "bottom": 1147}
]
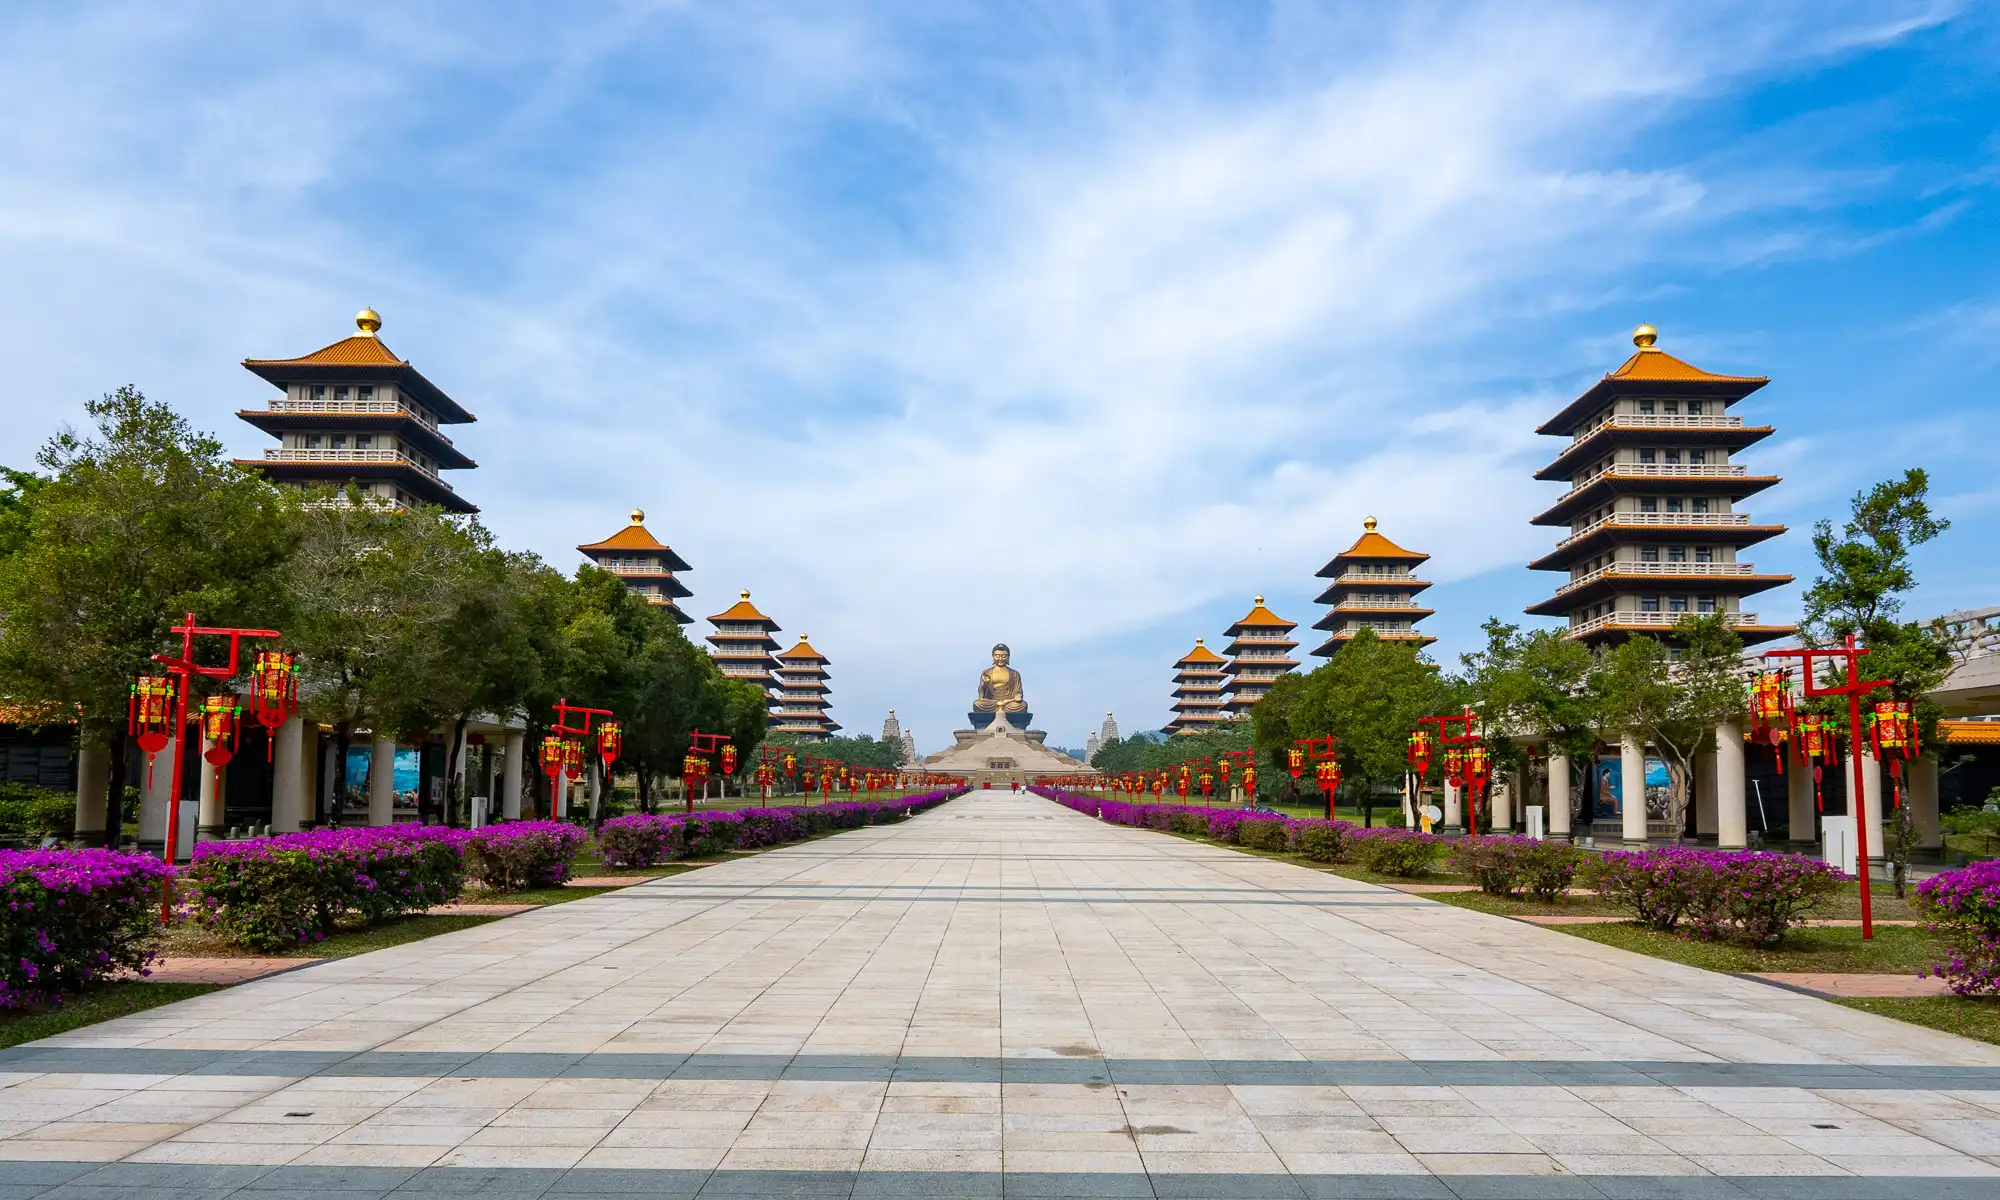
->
[
  {"left": 541, "top": 736, "right": 568, "bottom": 783},
  {"left": 1748, "top": 671, "right": 1792, "bottom": 773},
  {"left": 783, "top": 751, "right": 797, "bottom": 775},
  {"left": 1242, "top": 765, "right": 1258, "bottom": 797},
  {"left": 1199, "top": 771, "right": 1213, "bottom": 798},
  {"left": 1407, "top": 729, "right": 1433, "bottom": 777},
  {"left": 1444, "top": 747, "right": 1465, "bottom": 789},
  {"left": 198, "top": 694, "right": 242, "bottom": 767},
  {"left": 721, "top": 744, "right": 738, "bottom": 775},
  {"left": 1287, "top": 747, "right": 1304, "bottom": 780},
  {"left": 1870, "top": 700, "right": 1920, "bottom": 812},
  {"left": 1799, "top": 712, "right": 1833, "bottom": 812},
  {"left": 129, "top": 673, "right": 178, "bottom": 781},
  {"left": 1465, "top": 744, "right": 1491, "bottom": 796},
  {"left": 597, "top": 720, "right": 622, "bottom": 769},
  {"left": 248, "top": 651, "right": 299, "bottom": 762}
]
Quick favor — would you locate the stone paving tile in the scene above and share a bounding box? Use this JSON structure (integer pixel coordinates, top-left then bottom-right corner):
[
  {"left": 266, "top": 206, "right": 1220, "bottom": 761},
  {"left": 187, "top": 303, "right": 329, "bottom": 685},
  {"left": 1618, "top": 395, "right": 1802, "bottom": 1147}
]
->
[{"left": 5, "top": 793, "right": 2000, "bottom": 1197}]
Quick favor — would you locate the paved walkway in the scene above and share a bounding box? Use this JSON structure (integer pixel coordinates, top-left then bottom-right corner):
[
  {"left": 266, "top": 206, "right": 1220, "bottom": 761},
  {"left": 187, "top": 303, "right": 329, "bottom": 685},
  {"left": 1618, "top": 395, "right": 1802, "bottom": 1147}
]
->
[{"left": 5, "top": 793, "right": 2000, "bottom": 1198}]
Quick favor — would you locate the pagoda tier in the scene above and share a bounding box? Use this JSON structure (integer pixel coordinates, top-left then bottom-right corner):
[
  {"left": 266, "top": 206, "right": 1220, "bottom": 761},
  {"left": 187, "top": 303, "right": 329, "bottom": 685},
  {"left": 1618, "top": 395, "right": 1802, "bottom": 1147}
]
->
[
  {"left": 234, "top": 309, "right": 477, "bottom": 513},
  {"left": 578, "top": 509, "right": 695, "bottom": 625},
  {"left": 771, "top": 636, "right": 839, "bottom": 740},
  {"left": 1527, "top": 325, "right": 1796, "bottom": 646},
  {"left": 1165, "top": 638, "right": 1230, "bottom": 735},
  {"left": 1221, "top": 596, "right": 1298, "bottom": 714},
  {"left": 1310, "top": 516, "right": 1436, "bottom": 656},
  {"left": 707, "top": 590, "right": 782, "bottom": 697}
]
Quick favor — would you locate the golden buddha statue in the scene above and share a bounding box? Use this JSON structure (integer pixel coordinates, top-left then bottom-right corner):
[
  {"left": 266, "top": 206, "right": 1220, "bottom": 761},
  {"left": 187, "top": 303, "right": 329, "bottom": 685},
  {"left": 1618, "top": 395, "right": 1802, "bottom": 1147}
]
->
[{"left": 973, "top": 644, "right": 1028, "bottom": 713}]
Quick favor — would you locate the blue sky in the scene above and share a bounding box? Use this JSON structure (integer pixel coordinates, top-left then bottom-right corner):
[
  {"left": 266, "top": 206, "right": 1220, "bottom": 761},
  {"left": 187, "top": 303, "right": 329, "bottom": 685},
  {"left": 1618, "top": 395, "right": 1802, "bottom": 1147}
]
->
[{"left": 1, "top": 2, "right": 1995, "bottom": 752}]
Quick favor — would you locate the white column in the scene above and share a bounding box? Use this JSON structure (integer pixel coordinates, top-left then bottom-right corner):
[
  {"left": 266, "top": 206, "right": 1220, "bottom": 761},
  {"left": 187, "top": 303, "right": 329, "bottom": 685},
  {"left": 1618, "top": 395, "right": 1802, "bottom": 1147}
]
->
[
  {"left": 139, "top": 739, "right": 172, "bottom": 843},
  {"left": 1715, "top": 720, "right": 1747, "bottom": 850},
  {"left": 320, "top": 738, "right": 339, "bottom": 824},
  {"left": 587, "top": 761, "right": 602, "bottom": 820},
  {"left": 1548, "top": 754, "right": 1572, "bottom": 841},
  {"left": 1620, "top": 733, "right": 1647, "bottom": 846},
  {"left": 1787, "top": 758, "right": 1816, "bottom": 845},
  {"left": 1491, "top": 771, "right": 1513, "bottom": 833},
  {"left": 272, "top": 717, "right": 306, "bottom": 833},
  {"left": 1443, "top": 782, "right": 1462, "bottom": 830},
  {"left": 1910, "top": 754, "right": 1942, "bottom": 852},
  {"left": 368, "top": 735, "right": 396, "bottom": 826},
  {"left": 197, "top": 731, "right": 224, "bottom": 839},
  {"left": 73, "top": 744, "right": 109, "bottom": 844},
  {"left": 1850, "top": 748, "right": 1884, "bottom": 863},
  {"left": 1694, "top": 750, "right": 1718, "bottom": 838},
  {"left": 502, "top": 731, "right": 524, "bottom": 819}
]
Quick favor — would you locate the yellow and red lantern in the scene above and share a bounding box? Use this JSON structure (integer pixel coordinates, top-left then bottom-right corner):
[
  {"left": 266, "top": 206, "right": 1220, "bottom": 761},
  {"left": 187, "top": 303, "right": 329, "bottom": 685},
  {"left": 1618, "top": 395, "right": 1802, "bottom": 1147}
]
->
[
  {"left": 783, "top": 751, "right": 797, "bottom": 775},
  {"left": 683, "top": 751, "right": 710, "bottom": 792},
  {"left": 197, "top": 694, "right": 242, "bottom": 767},
  {"left": 541, "top": 735, "right": 568, "bottom": 783},
  {"left": 1287, "top": 747, "right": 1304, "bottom": 780},
  {"left": 596, "top": 720, "right": 622, "bottom": 769},
  {"left": 129, "top": 674, "right": 178, "bottom": 778},
  {"left": 721, "top": 744, "right": 738, "bottom": 776},
  {"left": 1443, "top": 747, "right": 1465, "bottom": 789},
  {"left": 1407, "top": 729, "right": 1433, "bottom": 777},
  {"left": 1748, "top": 671, "right": 1792, "bottom": 772},
  {"left": 1242, "top": 764, "right": 1258, "bottom": 798},
  {"left": 1870, "top": 700, "right": 1920, "bottom": 813},
  {"left": 1199, "top": 770, "right": 1213, "bottom": 798},
  {"left": 1465, "top": 744, "right": 1490, "bottom": 796},
  {"left": 248, "top": 651, "right": 299, "bottom": 758}
]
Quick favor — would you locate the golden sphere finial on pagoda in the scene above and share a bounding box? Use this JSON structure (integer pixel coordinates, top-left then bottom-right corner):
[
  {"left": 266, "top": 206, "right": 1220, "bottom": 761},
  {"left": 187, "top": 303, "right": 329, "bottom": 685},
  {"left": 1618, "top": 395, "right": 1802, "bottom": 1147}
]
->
[
  {"left": 355, "top": 307, "right": 382, "bottom": 336},
  {"left": 1633, "top": 323, "right": 1658, "bottom": 349},
  {"left": 740, "top": 589, "right": 751, "bottom": 600},
  {"left": 1364, "top": 515, "right": 1378, "bottom": 532},
  {"left": 1254, "top": 595, "right": 1265, "bottom": 606},
  {"left": 630, "top": 508, "right": 645, "bottom": 524},
  {"left": 1195, "top": 637, "right": 1204, "bottom": 645}
]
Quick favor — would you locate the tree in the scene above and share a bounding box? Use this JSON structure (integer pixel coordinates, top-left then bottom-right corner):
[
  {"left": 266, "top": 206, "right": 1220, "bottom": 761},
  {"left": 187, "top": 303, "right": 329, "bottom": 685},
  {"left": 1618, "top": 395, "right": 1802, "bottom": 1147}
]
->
[
  {"left": 1591, "top": 614, "right": 1745, "bottom": 842},
  {"left": 1092, "top": 722, "right": 1251, "bottom": 780},
  {"left": 0, "top": 387, "right": 295, "bottom": 836},
  {"left": 1269, "top": 631, "right": 1457, "bottom": 825},
  {"left": 1462, "top": 619, "right": 1599, "bottom": 825}
]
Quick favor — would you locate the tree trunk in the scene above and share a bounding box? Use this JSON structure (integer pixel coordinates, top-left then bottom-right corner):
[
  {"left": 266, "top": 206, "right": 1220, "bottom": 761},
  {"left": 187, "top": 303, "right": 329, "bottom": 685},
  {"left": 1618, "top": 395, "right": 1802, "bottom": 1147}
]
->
[
  {"left": 331, "top": 723, "right": 352, "bottom": 827},
  {"left": 444, "top": 714, "right": 469, "bottom": 828}
]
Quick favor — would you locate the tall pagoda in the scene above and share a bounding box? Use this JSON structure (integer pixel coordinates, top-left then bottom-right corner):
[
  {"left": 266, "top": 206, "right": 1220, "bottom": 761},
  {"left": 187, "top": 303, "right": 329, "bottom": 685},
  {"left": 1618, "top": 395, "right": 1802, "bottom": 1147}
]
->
[
  {"left": 1310, "top": 517, "right": 1436, "bottom": 656},
  {"left": 706, "top": 591, "right": 782, "bottom": 701},
  {"left": 1527, "top": 325, "right": 1793, "bottom": 644},
  {"left": 1166, "top": 639, "right": 1230, "bottom": 734},
  {"left": 235, "top": 308, "right": 477, "bottom": 512},
  {"left": 1222, "top": 597, "right": 1299, "bottom": 714},
  {"left": 577, "top": 509, "right": 694, "bottom": 625},
  {"left": 771, "top": 637, "right": 838, "bottom": 740}
]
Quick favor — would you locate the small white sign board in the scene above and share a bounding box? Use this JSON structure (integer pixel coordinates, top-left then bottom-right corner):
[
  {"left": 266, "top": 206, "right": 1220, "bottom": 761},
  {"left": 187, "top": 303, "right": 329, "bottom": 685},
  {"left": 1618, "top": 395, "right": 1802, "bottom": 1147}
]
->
[
  {"left": 1526, "top": 806, "right": 1546, "bottom": 841},
  {"left": 1822, "top": 815, "right": 1857, "bottom": 877},
  {"left": 471, "top": 795, "right": 490, "bottom": 829}
]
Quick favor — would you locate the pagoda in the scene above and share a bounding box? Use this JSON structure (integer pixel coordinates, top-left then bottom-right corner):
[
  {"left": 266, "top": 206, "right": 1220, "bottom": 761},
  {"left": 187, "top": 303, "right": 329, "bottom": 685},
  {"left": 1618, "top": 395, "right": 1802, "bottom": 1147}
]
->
[
  {"left": 1222, "top": 597, "right": 1299, "bottom": 714},
  {"left": 1166, "top": 640, "right": 1230, "bottom": 734},
  {"left": 706, "top": 591, "right": 782, "bottom": 701},
  {"left": 577, "top": 509, "right": 694, "bottom": 625},
  {"left": 1310, "top": 517, "right": 1436, "bottom": 656},
  {"left": 235, "top": 308, "right": 477, "bottom": 512},
  {"left": 771, "top": 637, "right": 838, "bottom": 740},
  {"left": 1527, "top": 325, "right": 1794, "bottom": 644}
]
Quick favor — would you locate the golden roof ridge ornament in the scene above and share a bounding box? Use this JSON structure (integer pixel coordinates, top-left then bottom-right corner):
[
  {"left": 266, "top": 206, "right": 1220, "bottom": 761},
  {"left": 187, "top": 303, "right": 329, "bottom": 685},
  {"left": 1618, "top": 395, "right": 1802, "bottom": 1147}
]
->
[
  {"left": 631, "top": 508, "right": 645, "bottom": 524},
  {"left": 355, "top": 307, "right": 382, "bottom": 337},
  {"left": 1633, "top": 323, "right": 1658, "bottom": 349},
  {"left": 1363, "top": 515, "right": 1378, "bottom": 532}
]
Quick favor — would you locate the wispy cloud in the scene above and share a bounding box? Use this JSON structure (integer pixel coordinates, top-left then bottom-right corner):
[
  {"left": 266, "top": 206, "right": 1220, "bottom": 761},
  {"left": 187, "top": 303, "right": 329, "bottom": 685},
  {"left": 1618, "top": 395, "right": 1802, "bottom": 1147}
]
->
[{"left": 0, "top": 1, "right": 1991, "bottom": 746}]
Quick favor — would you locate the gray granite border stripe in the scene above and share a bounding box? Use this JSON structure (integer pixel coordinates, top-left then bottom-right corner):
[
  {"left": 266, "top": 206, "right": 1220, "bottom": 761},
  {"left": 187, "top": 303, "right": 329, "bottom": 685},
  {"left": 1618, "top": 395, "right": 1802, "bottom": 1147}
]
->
[
  {"left": 0, "top": 1163, "right": 1992, "bottom": 1199},
  {"left": 2, "top": 1048, "right": 1994, "bottom": 1090},
  {"left": 597, "top": 894, "right": 1422, "bottom": 906}
]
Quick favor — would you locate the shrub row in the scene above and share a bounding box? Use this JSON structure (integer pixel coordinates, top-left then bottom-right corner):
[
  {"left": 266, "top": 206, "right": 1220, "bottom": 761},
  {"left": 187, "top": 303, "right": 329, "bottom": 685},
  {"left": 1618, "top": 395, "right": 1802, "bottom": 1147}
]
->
[
  {"left": 1, "top": 847, "right": 171, "bottom": 1009},
  {"left": 1447, "top": 836, "right": 1586, "bottom": 901},
  {"left": 597, "top": 792, "right": 963, "bottom": 869},
  {"left": 1033, "top": 788, "right": 1447, "bottom": 878},
  {"left": 184, "top": 825, "right": 472, "bottom": 951},
  {"left": 1917, "top": 861, "right": 2000, "bottom": 995},
  {"left": 1583, "top": 847, "right": 1841, "bottom": 946}
]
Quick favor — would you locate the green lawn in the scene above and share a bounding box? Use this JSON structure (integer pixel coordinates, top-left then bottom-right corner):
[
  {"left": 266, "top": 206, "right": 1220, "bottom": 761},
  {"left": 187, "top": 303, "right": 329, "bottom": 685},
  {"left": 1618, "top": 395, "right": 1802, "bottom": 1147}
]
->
[
  {"left": 1549, "top": 921, "right": 1943, "bottom": 974},
  {"left": 160, "top": 911, "right": 512, "bottom": 959},
  {"left": 0, "top": 982, "right": 220, "bottom": 1050},
  {"left": 1837, "top": 996, "right": 2000, "bottom": 1044}
]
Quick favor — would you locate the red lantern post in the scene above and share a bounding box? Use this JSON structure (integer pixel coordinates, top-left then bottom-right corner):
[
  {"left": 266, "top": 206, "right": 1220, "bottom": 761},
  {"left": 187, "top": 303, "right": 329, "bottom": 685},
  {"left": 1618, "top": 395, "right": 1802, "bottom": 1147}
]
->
[
  {"left": 247, "top": 650, "right": 299, "bottom": 760},
  {"left": 1295, "top": 736, "right": 1337, "bottom": 820},
  {"left": 1764, "top": 635, "right": 1894, "bottom": 939},
  {"left": 1416, "top": 708, "right": 1480, "bottom": 834}
]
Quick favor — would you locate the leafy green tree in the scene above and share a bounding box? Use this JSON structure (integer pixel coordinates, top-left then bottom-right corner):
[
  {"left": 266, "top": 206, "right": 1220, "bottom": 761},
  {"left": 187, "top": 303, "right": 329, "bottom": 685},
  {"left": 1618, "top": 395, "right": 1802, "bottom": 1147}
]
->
[
  {"left": 1093, "top": 722, "right": 1252, "bottom": 783},
  {"left": 1267, "top": 630, "right": 1456, "bottom": 825},
  {"left": 1591, "top": 614, "right": 1745, "bottom": 841},
  {"left": 0, "top": 388, "right": 295, "bottom": 836},
  {"left": 1461, "top": 619, "right": 1599, "bottom": 823}
]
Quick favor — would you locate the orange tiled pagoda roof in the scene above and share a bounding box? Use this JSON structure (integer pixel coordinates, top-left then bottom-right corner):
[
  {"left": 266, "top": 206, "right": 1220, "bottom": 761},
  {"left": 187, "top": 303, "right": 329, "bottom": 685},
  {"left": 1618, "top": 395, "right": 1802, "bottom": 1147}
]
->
[
  {"left": 577, "top": 511, "right": 694, "bottom": 571},
  {"left": 1225, "top": 597, "right": 1296, "bottom": 637},
  {"left": 243, "top": 310, "right": 475, "bottom": 424},
  {"left": 778, "top": 638, "right": 828, "bottom": 662},
  {"left": 1176, "top": 640, "right": 1226, "bottom": 666},
  {"left": 709, "top": 591, "right": 778, "bottom": 627},
  {"left": 1538, "top": 326, "right": 1769, "bottom": 436}
]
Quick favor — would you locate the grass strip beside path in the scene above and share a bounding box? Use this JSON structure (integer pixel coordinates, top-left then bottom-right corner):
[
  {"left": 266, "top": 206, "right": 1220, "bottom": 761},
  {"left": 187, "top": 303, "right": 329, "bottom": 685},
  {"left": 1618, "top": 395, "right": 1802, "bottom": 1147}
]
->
[
  {"left": 0, "top": 982, "right": 220, "bottom": 1051},
  {"left": 1837, "top": 997, "right": 2000, "bottom": 1043}
]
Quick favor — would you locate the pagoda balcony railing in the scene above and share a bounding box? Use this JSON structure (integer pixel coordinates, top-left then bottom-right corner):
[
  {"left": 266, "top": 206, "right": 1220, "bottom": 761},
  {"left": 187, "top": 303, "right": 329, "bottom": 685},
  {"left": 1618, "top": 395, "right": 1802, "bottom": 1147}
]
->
[
  {"left": 1570, "top": 412, "right": 1743, "bottom": 444},
  {"left": 1556, "top": 560, "right": 1757, "bottom": 596},
  {"left": 600, "top": 565, "right": 678, "bottom": 578},
  {"left": 1557, "top": 510, "right": 1751, "bottom": 551},
  {"left": 1331, "top": 598, "right": 1425, "bottom": 611},
  {"left": 262, "top": 447, "right": 454, "bottom": 488},
  {"left": 267, "top": 398, "right": 449, "bottom": 437},
  {"left": 1232, "top": 652, "right": 1295, "bottom": 662},
  {"left": 1562, "top": 461, "right": 1747, "bottom": 498},
  {"left": 1568, "top": 610, "right": 1759, "bottom": 637},
  {"left": 1325, "top": 570, "right": 1415, "bottom": 586}
]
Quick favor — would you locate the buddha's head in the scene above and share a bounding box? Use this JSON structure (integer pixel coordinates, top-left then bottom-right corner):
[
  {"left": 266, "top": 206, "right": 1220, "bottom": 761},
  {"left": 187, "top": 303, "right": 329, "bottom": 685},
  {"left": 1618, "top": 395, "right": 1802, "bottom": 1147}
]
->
[{"left": 992, "top": 644, "right": 1011, "bottom": 667}]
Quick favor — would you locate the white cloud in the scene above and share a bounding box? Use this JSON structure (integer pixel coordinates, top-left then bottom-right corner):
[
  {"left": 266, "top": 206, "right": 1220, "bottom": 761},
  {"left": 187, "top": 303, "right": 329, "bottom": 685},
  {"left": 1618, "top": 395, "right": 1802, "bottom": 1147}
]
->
[{"left": 0, "top": 1, "right": 1969, "bottom": 747}]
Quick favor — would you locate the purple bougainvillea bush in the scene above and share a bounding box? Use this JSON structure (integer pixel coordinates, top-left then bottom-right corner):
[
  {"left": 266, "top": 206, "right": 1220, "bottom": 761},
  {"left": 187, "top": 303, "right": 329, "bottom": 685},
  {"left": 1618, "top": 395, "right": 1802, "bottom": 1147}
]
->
[
  {"left": 184, "top": 825, "right": 469, "bottom": 951},
  {"left": 465, "top": 821, "right": 587, "bottom": 891},
  {"left": 1917, "top": 860, "right": 2000, "bottom": 995},
  {"left": 1447, "top": 836, "right": 1586, "bottom": 901},
  {"left": 1, "top": 848, "right": 172, "bottom": 1009},
  {"left": 595, "top": 788, "right": 964, "bottom": 870},
  {"left": 1587, "top": 846, "right": 1840, "bottom": 945},
  {"left": 1032, "top": 786, "right": 1380, "bottom": 869}
]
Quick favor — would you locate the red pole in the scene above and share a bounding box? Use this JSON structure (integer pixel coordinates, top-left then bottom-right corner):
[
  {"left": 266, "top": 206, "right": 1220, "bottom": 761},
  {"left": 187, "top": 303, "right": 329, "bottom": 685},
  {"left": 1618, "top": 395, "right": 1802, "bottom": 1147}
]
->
[
  {"left": 1847, "top": 643, "right": 1873, "bottom": 941},
  {"left": 158, "top": 616, "right": 197, "bottom": 922}
]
